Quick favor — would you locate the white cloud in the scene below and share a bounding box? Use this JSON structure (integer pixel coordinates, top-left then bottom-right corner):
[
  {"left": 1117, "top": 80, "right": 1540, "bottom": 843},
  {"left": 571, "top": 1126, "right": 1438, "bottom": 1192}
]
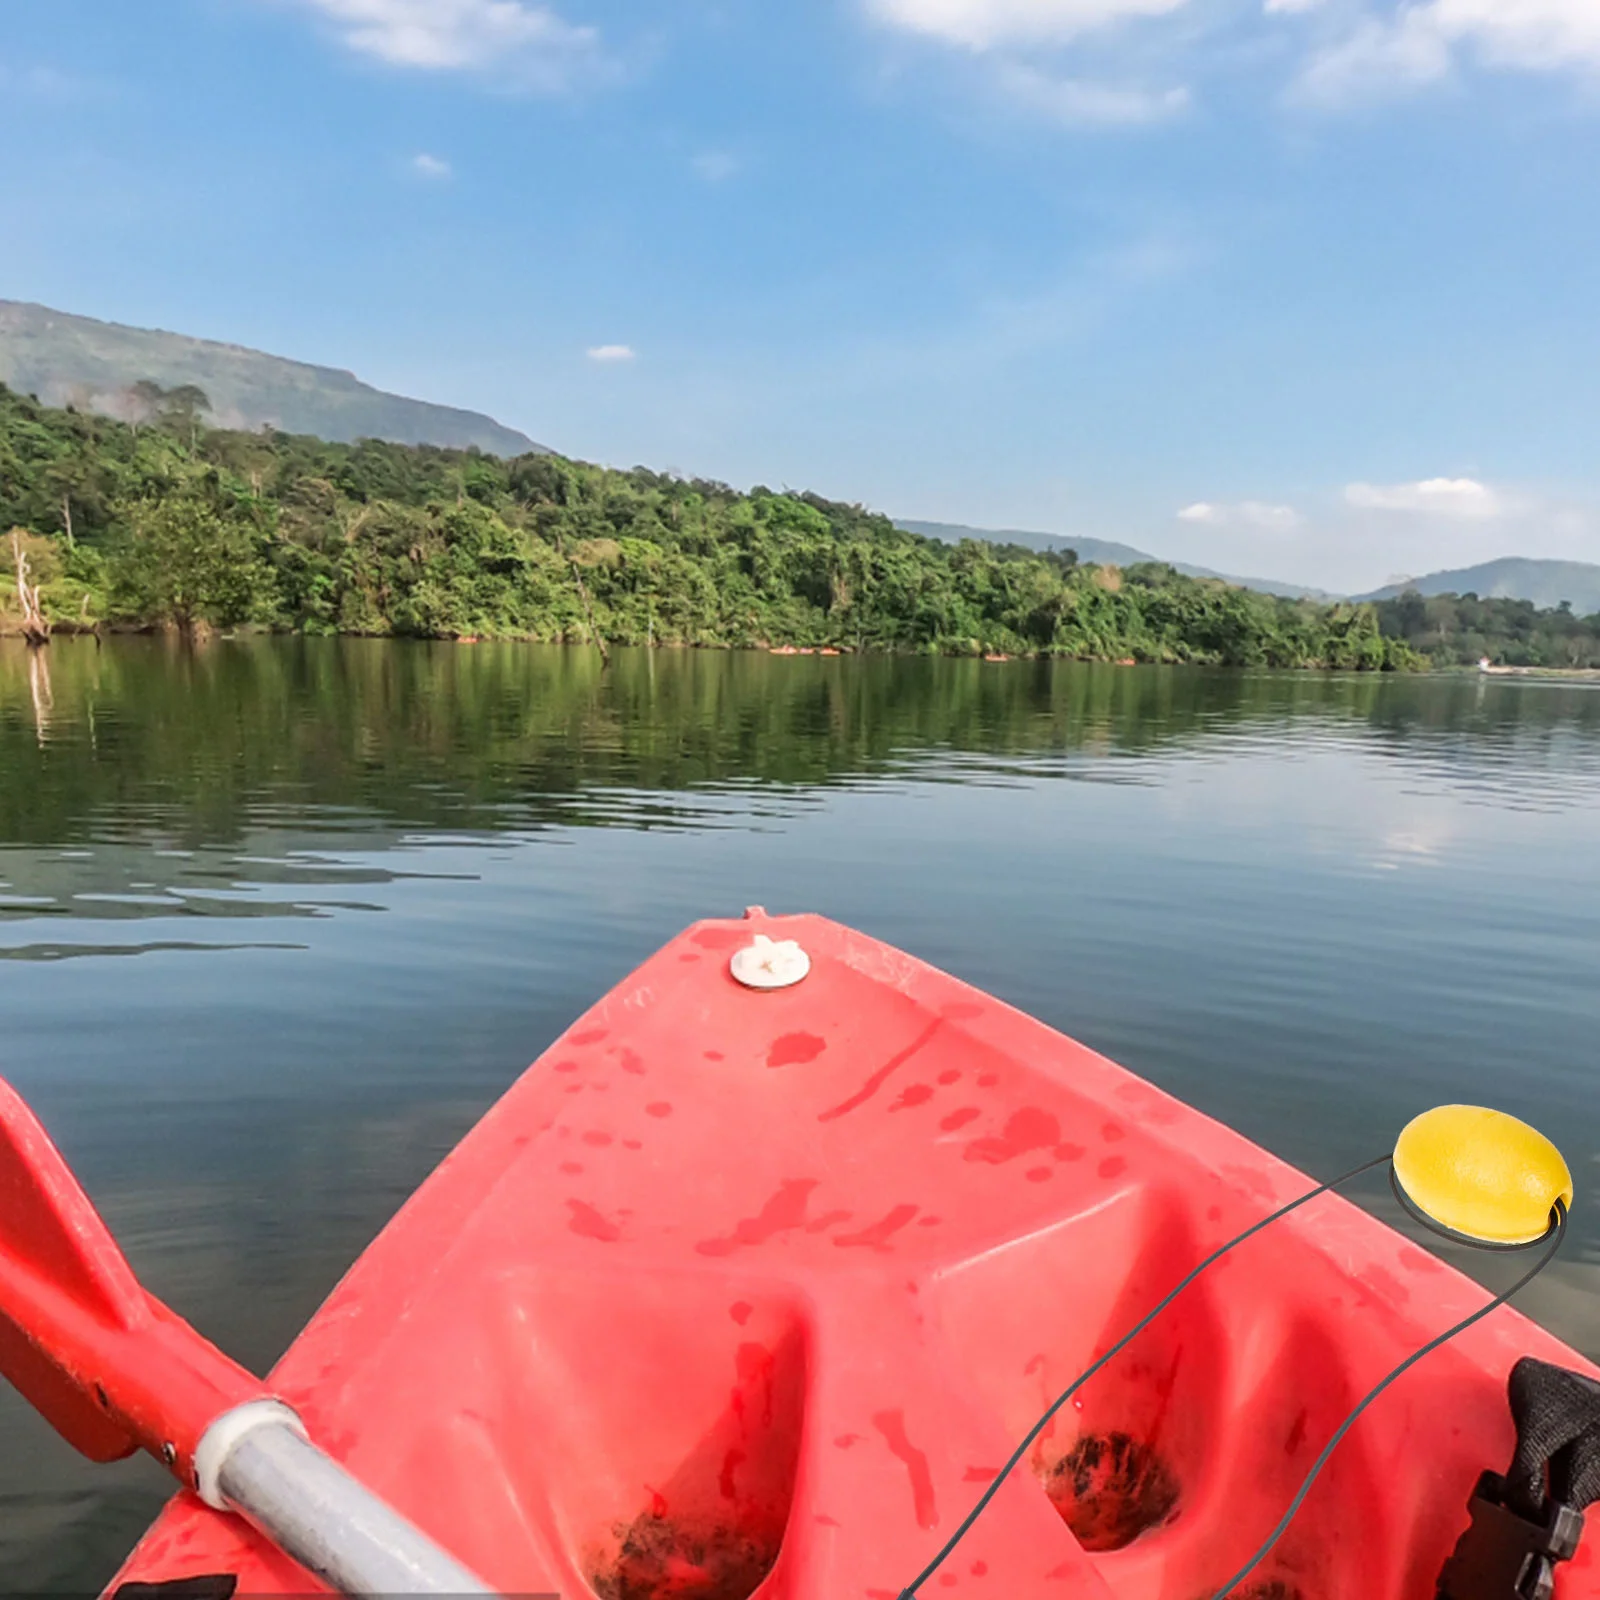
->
[
  {"left": 1178, "top": 500, "right": 1303, "bottom": 530},
  {"left": 292, "top": 0, "right": 604, "bottom": 89},
  {"left": 691, "top": 150, "right": 741, "bottom": 183},
  {"left": 867, "top": 0, "right": 1191, "bottom": 50},
  {"left": 996, "top": 63, "right": 1191, "bottom": 123},
  {"left": 1430, "top": 0, "right": 1600, "bottom": 72},
  {"left": 1263, "top": 0, "right": 1323, "bottom": 12},
  {"left": 1295, "top": 12, "right": 1453, "bottom": 102},
  {"left": 1344, "top": 477, "right": 1503, "bottom": 517},
  {"left": 587, "top": 344, "right": 636, "bottom": 362},
  {"left": 411, "top": 152, "right": 452, "bottom": 179},
  {"left": 1290, "top": 0, "right": 1600, "bottom": 104}
]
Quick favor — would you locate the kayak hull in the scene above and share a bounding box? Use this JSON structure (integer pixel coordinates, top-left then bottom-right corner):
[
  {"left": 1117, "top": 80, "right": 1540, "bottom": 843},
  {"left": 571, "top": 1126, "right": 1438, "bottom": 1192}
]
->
[{"left": 105, "top": 910, "right": 1600, "bottom": 1598}]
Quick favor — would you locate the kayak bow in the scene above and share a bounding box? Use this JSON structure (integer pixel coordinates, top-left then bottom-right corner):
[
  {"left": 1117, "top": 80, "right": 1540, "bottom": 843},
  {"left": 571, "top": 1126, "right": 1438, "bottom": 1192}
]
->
[{"left": 2, "top": 909, "right": 1596, "bottom": 1599}]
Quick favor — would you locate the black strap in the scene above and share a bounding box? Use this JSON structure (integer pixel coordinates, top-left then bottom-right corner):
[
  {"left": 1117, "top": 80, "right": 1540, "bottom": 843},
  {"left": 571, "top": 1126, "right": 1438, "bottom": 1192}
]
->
[
  {"left": 1437, "top": 1357, "right": 1599, "bottom": 1600},
  {"left": 1506, "top": 1356, "right": 1600, "bottom": 1520}
]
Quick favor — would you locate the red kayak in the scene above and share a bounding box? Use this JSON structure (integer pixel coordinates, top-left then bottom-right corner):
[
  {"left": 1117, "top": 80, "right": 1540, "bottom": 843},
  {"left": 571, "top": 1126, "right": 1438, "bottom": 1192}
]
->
[{"left": 2, "top": 909, "right": 1597, "bottom": 1598}]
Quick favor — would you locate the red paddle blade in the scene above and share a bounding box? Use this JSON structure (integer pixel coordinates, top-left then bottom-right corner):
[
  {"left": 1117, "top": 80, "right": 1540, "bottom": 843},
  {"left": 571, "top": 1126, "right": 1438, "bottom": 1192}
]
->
[
  {"left": 0, "top": 1079, "right": 260, "bottom": 1471},
  {"left": 0, "top": 1079, "right": 144, "bottom": 1459}
]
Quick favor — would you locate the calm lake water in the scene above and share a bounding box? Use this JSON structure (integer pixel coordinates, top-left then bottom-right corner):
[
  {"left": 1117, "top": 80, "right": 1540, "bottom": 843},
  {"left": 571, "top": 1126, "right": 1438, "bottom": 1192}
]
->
[{"left": 2, "top": 636, "right": 1599, "bottom": 1591}]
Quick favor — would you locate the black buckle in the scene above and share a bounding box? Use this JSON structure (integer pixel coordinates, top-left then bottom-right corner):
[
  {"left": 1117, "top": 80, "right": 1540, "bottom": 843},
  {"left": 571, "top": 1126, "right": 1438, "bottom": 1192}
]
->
[{"left": 1437, "top": 1471, "right": 1585, "bottom": 1600}]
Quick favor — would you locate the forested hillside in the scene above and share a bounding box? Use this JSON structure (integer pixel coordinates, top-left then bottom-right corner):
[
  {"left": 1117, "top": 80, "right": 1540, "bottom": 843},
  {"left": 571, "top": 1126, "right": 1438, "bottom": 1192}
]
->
[
  {"left": 0, "top": 383, "right": 1433, "bottom": 668},
  {"left": 0, "top": 300, "right": 541, "bottom": 455}
]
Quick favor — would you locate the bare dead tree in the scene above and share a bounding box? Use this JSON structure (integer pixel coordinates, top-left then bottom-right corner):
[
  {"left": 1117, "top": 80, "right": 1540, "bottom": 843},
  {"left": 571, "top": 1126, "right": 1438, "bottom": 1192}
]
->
[
  {"left": 11, "top": 529, "right": 50, "bottom": 647},
  {"left": 555, "top": 532, "right": 610, "bottom": 666}
]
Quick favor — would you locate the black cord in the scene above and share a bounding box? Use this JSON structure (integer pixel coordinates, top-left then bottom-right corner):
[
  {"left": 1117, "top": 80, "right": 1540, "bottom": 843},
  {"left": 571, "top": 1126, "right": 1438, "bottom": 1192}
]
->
[
  {"left": 1206, "top": 1197, "right": 1567, "bottom": 1598},
  {"left": 895, "top": 1153, "right": 1393, "bottom": 1600}
]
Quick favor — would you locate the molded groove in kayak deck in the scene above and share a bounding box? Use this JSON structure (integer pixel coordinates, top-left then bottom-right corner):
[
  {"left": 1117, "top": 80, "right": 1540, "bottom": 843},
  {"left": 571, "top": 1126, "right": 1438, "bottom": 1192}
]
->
[
  {"left": 931, "top": 1184, "right": 1228, "bottom": 1559},
  {"left": 504, "top": 1275, "right": 812, "bottom": 1600}
]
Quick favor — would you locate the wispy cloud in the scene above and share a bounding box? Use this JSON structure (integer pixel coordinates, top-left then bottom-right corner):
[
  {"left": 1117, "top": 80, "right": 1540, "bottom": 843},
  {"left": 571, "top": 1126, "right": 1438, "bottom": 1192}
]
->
[
  {"left": 587, "top": 344, "right": 636, "bottom": 362},
  {"left": 1292, "top": 12, "right": 1453, "bottom": 104},
  {"left": 996, "top": 62, "right": 1190, "bottom": 124},
  {"left": 0, "top": 61, "right": 104, "bottom": 103},
  {"left": 691, "top": 150, "right": 742, "bottom": 183},
  {"left": 1344, "top": 477, "right": 1504, "bottom": 517},
  {"left": 411, "top": 152, "right": 453, "bottom": 179},
  {"left": 1287, "top": 0, "right": 1600, "bottom": 106},
  {"left": 291, "top": 0, "right": 607, "bottom": 90},
  {"left": 868, "top": 0, "right": 1191, "bottom": 50},
  {"left": 1179, "top": 500, "right": 1304, "bottom": 530}
]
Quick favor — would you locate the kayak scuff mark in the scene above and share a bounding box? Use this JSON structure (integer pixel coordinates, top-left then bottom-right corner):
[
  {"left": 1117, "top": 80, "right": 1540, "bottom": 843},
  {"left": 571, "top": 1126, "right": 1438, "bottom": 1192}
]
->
[
  {"left": 769, "top": 1031, "right": 827, "bottom": 1067},
  {"left": 890, "top": 1084, "right": 935, "bottom": 1112},
  {"left": 873, "top": 1409, "right": 938, "bottom": 1529},
  {"left": 570, "top": 1027, "right": 608, "bottom": 1046},
  {"left": 1285, "top": 1408, "right": 1308, "bottom": 1455},
  {"left": 819, "top": 1017, "right": 944, "bottom": 1122},
  {"left": 1357, "top": 1262, "right": 1411, "bottom": 1307},
  {"left": 814, "top": 1512, "right": 841, "bottom": 1526},
  {"left": 940, "top": 1107, "right": 981, "bottom": 1132},
  {"left": 964, "top": 1107, "right": 1061, "bottom": 1165},
  {"left": 1098, "top": 1155, "right": 1127, "bottom": 1180},
  {"left": 729, "top": 1301, "right": 753, "bottom": 1324},
  {"left": 719, "top": 1446, "right": 746, "bottom": 1499},
  {"left": 1054, "top": 1143, "right": 1085, "bottom": 1162},
  {"left": 805, "top": 1208, "right": 853, "bottom": 1233},
  {"left": 736, "top": 1342, "right": 777, "bottom": 1426},
  {"left": 835, "top": 1204, "right": 920, "bottom": 1252},
  {"left": 566, "top": 1199, "right": 622, "bottom": 1242},
  {"left": 1223, "top": 1164, "right": 1279, "bottom": 1202},
  {"left": 1399, "top": 1246, "right": 1443, "bottom": 1275},
  {"left": 695, "top": 1178, "right": 820, "bottom": 1257},
  {"left": 619, "top": 1047, "right": 645, "bottom": 1075},
  {"left": 938, "top": 1069, "right": 961, "bottom": 1085},
  {"left": 963, "top": 1466, "right": 1000, "bottom": 1483}
]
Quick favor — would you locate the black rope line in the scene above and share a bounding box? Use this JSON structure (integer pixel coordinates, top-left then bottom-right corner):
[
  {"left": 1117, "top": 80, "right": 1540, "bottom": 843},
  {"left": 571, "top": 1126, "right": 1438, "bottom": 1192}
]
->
[
  {"left": 895, "top": 1153, "right": 1393, "bottom": 1600},
  {"left": 1205, "top": 1197, "right": 1567, "bottom": 1598}
]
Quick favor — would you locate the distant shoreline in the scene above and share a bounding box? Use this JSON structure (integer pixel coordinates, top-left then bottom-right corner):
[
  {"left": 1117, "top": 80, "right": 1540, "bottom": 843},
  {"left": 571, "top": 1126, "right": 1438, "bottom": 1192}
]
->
[{"left": 1476, "top": 661, "right": 1600, "bottom": 682}]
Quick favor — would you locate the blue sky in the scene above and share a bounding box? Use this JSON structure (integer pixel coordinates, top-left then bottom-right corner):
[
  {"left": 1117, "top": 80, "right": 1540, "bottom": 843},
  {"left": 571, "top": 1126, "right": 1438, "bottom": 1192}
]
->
[{"left": 2, "top": 0, "right": 1598, "bottom": 591}]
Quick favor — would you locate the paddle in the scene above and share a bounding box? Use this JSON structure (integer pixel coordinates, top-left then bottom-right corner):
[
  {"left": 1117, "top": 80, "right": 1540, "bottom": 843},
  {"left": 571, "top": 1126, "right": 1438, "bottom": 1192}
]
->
[{"left": 0, "top": 1077, "right": 494, "bottom": 1597}]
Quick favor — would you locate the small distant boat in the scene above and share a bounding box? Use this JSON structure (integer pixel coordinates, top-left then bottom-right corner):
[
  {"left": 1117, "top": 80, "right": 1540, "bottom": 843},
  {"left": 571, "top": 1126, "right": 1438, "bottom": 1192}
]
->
[
  {"left": 0, "top": 912, "right": 1595, "bottom": 1598},
  {"left": 982, "top": 652, "right": 1011, "bottom": 662}
]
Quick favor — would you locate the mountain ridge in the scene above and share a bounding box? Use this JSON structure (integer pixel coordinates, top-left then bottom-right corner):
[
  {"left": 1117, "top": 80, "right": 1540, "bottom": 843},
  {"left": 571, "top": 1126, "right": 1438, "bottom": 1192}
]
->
[
  {"left": 0, "top": 299, "right": 544, "bottom": 457},
  {"left": 896, "top": 519, "right": 1333, "bottom": 600},
  {"left": 1357, "top": 557, "right": 1600, "bottom": 613}
]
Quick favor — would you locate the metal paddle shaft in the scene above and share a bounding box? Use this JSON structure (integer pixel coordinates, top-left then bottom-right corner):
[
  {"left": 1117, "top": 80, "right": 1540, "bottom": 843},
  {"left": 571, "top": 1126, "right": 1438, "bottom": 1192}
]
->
[
  {"left": 0, "top": 1078, "right": 497, "bottom": 1597},
  {"left": 197, "top": 1402, "right": 495, "bottom": 1596}
]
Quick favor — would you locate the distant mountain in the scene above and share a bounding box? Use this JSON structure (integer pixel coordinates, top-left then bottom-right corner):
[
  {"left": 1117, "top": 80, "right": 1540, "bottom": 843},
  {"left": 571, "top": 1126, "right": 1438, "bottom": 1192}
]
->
[
  {"left": 896, "top": 519, "right": 1332, "bottom": 601},
  {"left": 0, "top": 299, "right": 544, "bottom": 457},
  {"left": 1359, "top": 557, "right": 1600, "bottom": 614}
]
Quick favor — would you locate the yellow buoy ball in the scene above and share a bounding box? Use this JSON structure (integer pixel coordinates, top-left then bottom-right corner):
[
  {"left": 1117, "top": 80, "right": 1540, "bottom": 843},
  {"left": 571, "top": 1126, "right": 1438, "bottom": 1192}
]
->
[{"left": 1393, "top": 1105, "right": 1573, "bottom": 1245}]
